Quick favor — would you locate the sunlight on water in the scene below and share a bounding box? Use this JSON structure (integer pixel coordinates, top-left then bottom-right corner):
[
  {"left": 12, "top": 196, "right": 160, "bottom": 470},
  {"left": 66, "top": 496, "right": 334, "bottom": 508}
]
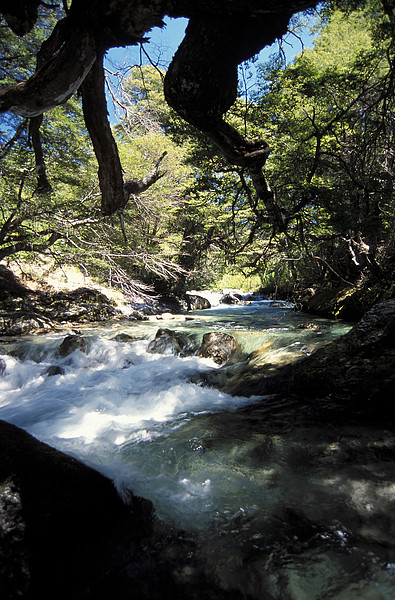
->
[{"left": 1, "top": 301, "right": 395, "bottom": 599}]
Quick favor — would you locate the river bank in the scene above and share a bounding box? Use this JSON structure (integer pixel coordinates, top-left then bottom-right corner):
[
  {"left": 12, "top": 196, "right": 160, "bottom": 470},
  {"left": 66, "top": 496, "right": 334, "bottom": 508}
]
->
[{"left": 262, "top": 273, "right": 395, "bottom": 321}]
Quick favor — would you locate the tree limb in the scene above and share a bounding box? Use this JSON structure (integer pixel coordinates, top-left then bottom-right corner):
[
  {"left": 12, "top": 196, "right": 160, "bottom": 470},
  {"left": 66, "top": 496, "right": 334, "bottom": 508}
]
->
[
  {"left": 0, "top": 27, "right": 97, "bottom": 117},
  {"left": 29, "top": 115, "right": 53, "bottom": 194},
  {"left": 80, "top": 57, "right": 126, "bottom": 216},
  {"left": 0, "top": 232, "right": 62, "bottom": 261},
  {"left": 124, "top": 151, "right": 167, "bottom": 196}
]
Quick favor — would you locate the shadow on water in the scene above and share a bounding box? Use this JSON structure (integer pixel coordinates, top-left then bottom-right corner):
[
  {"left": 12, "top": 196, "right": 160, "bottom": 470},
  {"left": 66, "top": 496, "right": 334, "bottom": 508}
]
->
[{"left": 120, "top": 399, "right": 395, "bottom": 599}]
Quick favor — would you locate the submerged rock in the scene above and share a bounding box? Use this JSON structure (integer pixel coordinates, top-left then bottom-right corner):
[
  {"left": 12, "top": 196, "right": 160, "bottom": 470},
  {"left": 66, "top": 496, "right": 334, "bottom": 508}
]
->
[
  {"left": 112, "top": 333, "right": 135, "bottom": 343},
  {"left": 46, "top": 365, "right": 65, "bottom": 376}
]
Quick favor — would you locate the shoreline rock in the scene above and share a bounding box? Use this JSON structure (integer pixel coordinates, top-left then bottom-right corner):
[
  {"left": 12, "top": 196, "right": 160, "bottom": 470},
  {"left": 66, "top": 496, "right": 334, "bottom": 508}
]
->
[
  {"left": 198, "top": 300, "right": 395, "bottom": 416},
  {"left": 0, "top": 420, "right": 236, "bottom": 600}
]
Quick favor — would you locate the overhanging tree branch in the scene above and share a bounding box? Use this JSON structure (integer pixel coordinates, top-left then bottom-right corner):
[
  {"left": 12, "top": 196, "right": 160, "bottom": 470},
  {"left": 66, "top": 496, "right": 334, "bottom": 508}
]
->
[
  {"left": 0, "top": 232, "right": 62, "bottom": 261},
  {"left": 80, "top": 57, "right": 126, "bottom": 216}
]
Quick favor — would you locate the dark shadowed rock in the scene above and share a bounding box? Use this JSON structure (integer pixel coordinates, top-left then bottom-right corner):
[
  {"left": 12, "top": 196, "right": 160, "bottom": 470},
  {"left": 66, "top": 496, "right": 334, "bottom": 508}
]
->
[
  {"left": 0, "top": 266, "right": 29, "bottom": 300},
  {"left": 0, "top": 420, "right": 236, "bottom": 600},
  {"left": 220, "top": 293, "right": 242, "bottom": 305},
  {"left": 0, "top": 312, "right": 55, "bottom": 336},
  {"left": 0, "top": 420, "right": 153, "bottom": 600},
  {"left": 198, "top": 332, "right": 241, "bottom": 365},
  {"left": 0, "top": 358, "right": 6, "bottom": 376},
  {"left": 46, "top": 365, "right": 65, "bottom": 376},
  {"left": 186, "top": 295, "right": 211, "bottom": 311},
  {"left": 0, "top": 280, "right": 123, "bottom": 336},
  {"left": 58, "top": 334, "right": 89, "bottom": 357},
  {"left": 48, "top": 287, "right": 120, "bottom": 322}
]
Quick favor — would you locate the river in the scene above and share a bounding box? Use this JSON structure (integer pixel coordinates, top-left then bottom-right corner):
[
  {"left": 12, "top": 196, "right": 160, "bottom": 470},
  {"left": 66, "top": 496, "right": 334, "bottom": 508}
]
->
[{"left": 1, "top": 298, "right": 395, "bottom": 599}]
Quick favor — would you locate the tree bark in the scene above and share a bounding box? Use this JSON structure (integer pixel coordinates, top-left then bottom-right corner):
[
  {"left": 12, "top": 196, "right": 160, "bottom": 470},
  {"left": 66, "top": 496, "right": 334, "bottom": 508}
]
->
[
  {"left": 0, "top": 27, "right": 97, "bottom": 117},
  {"left": 29, "top": 115, "right": 53, "bottom": 195},
  {"left": 164, "top": 13, "right": 292, "bottom": 232},
  {"left": 80, "top": 58, "right": 126, "bottom": 216}
]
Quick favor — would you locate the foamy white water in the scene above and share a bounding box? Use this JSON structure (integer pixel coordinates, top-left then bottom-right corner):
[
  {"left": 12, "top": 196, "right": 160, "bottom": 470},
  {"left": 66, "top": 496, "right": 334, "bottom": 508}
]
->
[{"left": 0, "top": 331, "right": 261, "bottom": 524}]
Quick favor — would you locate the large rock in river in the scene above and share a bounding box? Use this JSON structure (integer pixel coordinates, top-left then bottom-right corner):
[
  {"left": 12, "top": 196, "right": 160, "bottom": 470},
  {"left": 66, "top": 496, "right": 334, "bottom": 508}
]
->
[
  {"left": 198, "top": 332, "right": 241, "bottom": 365},
  {"left": 0, "top": 419, "right": 152, "bottom": 599},
  {"left": 185, "top": 294, "right": 211, "bottom": 311},
  {"left": 0, "top": 420, "right": 234, "bottom": 600},
  {"left": 58, "top": 334, "right": 89, "bottom": 357},
  {"left": 147, "top": 328, "right": 185, "bottom": 355}
]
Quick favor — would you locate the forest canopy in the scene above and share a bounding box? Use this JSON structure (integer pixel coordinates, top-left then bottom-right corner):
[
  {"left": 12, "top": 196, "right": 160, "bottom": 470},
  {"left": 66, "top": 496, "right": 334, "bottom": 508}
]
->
[{"left": 0, "top": 0, "right": 394, "bottom": 297}]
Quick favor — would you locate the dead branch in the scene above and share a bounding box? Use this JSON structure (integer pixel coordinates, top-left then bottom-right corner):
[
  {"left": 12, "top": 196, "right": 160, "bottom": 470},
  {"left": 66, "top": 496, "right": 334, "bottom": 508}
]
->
[{"left": 124, "top": 151, "right": 167, "bottom": 196}]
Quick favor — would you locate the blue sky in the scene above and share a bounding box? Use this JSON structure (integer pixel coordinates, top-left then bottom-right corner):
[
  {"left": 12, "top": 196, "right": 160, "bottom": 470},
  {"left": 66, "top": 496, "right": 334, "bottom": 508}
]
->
[{"left": 104, "top": 15, "right": 316, "bottom": 122}]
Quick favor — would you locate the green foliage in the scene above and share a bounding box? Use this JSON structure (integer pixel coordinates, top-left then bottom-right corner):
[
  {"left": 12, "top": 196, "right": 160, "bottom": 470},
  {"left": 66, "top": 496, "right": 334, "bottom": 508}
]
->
[{"left": 251, "top": 2, "right": 395, "bottom": 290}]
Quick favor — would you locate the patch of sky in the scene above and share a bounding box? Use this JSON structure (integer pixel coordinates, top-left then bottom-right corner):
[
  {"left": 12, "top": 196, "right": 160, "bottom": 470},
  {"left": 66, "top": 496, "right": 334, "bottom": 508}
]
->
[{"left": 104, "top": 13, "right": 318, "bottom": 124}]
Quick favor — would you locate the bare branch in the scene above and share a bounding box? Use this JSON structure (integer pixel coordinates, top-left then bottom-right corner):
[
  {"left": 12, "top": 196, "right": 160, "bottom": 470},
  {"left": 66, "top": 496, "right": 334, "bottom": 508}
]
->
[
  {"left": 0, "top": 120, "right": 28, "bottom": 159},
  {"left": 124, "top": 151, "right": 167, "bottom": 196}
]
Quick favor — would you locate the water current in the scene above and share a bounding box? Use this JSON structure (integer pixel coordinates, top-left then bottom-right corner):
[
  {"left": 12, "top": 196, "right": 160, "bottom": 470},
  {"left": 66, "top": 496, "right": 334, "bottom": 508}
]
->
[{"left": 1, "top": 298, "right": 395, "bottom": 599}]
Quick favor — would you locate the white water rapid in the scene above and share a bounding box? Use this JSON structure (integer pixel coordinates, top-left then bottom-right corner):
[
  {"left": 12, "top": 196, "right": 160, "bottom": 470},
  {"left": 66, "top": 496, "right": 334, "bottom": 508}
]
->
[{"left": 1, "top": 299, "right": 395, "bottom": 599}]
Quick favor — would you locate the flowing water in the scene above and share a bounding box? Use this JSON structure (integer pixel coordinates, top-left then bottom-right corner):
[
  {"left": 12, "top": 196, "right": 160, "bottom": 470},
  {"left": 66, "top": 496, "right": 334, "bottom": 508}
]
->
[{"left": 1, "top": 299, "right": 395, "bottom": 599}]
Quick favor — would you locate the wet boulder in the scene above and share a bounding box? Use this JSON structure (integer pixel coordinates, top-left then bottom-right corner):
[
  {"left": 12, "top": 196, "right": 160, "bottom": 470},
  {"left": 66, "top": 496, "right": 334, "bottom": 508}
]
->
[
  {"left": 46, "top": 365, "right": 65, "bottom": 376},
  {"left": 0, "top": 357, "right": 6, "bottom": 376},
  {"left": 58, "top": 334, "right": 89, "bottom": 357},
  {"left": 220, "top": 293, "right": 242, "bottom": 305},
  {"left": 147, "top": 328, "right": 185, "bottom": 355},
  {"left": 112, "top": 333, "right": 135, "bottom": 342},
  {"left": 198, "top": 332, "right": 240, "bottom": 365},
  {"left": 0, "top": 419, "right": 153, "bottom": 600},
  {"left": 185, "top": 294, "right": 211, "bottom": 311}
]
